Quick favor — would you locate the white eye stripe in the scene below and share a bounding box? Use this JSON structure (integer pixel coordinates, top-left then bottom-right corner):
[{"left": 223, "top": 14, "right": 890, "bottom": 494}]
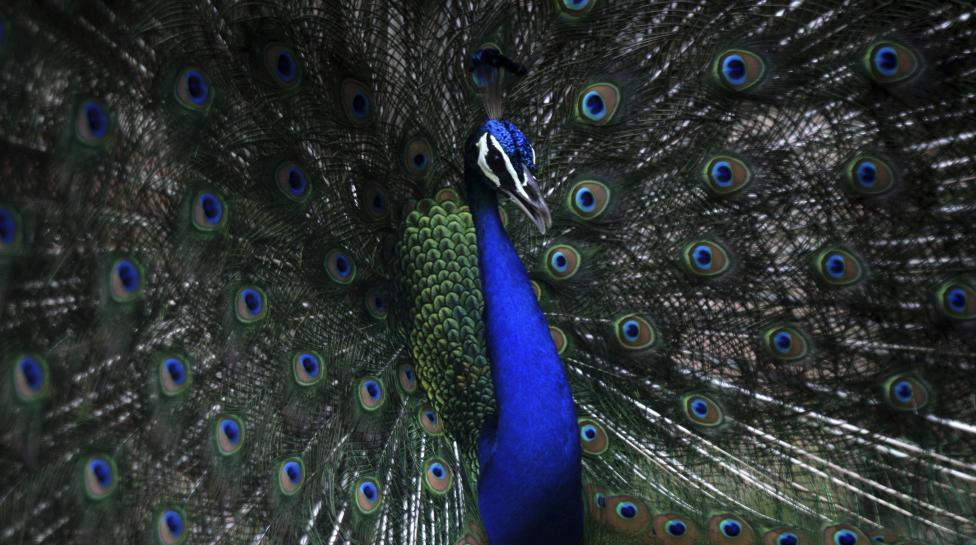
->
[
  {"left": 489, "top": 134, "right": 525, "bottom": 193},
  {"left": 477, "top": 133, "right": 501, "bottom": 187}
]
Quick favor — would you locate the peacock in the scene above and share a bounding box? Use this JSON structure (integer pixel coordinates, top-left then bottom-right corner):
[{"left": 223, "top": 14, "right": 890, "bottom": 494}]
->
[{"left": 1, "top": 1, "right": 975, "bottom": 544}]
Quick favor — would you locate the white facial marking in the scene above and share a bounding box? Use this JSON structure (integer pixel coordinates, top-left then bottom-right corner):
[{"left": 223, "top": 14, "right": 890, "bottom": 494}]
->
[{"left": 477, "top": 133, "right": 501, "bottom": 187}]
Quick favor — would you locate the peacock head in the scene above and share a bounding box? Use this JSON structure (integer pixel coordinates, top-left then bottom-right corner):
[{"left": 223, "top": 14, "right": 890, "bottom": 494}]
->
[{"left": 466, "top": 119, "right": 552, "bottom": 234}]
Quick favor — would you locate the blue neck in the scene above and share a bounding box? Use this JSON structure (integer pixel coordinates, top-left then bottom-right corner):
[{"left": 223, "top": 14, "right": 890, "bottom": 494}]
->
[{"left": 466, "top": 173, "right": 582, "bottom": 545}]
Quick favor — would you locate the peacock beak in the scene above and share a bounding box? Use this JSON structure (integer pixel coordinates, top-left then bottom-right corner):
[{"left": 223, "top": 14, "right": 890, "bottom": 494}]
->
[{"left": 507, "top": 166, "right": 551, "bottom": 235}]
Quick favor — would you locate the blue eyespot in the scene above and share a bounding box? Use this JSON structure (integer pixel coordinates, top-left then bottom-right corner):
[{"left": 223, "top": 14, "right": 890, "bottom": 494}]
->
[
  {"left": 872, "top": 46, "right": 898, "bottom": 77},
  {"left": 777, "top": 532, "right": 799, "bottom": 545},
  {"left": 160, "top": 356, "right": 191, "bottom": 396},
  {"left": 575, "top": 187, "right": 597, "bottom": 212},
  {"left": 287, "top": 167, "right": 307, "bottom": 196},
  {"left": 358, "top": 377, "right": 386, "bottom": 411},
  {"left": 563, "top": 0, "right": 590, "bottom": 10},
  {"left": 215, "top": 415, "right": 244, "bottom": 455},
  {"left": 773, "top": 331, "right": 792, "bottom": 353},
  {"left": 710, "top": 161, "right": 734, "bottom": 188},
  {"left": 14, "top": 355, "right": 48, "bottom": 402},
  {"left": 300, "top": 354, "right": 319, "bottom": 377},
  {"left": 616, "top": 501, "right": 638, "bottom": 519},
  {"left": 163, "top": 510, "right": 184, "bottom": 538},
  {"left": 352, "top": 92, "right": 368, "bottom": 118},
  {"left": 872, "top": 537, "right": 884, "bottom": 543},
  {"left": 174, "top": 68, "right": 212, "bottom": 112},
  {"left": 165, "top": 358, "right": 186, "bottom": 385},
  {"left": 581, "top": 90, "right": 606, "bottom": 121},
  {"left": 199, "top": 192, "right": 223, "bottom": 224},
  {"left": 722, "top": 55, "right": 747, "bottom": 86},
  {"left": 355, "top": 476, "right": 383, "bottom": 513},
  {"left": 110, "top": 258, "right": 143, "bottom": 301},
  {"left": 0, "top": 206, "right": 16, "bottom": 248},
  {"left": 824, "top": 253, "right": 846, "bottom": 278},
  {"left": 581, "top": 424, "right": 598, "bottom": 442},
  {"left": 78, "top": 100, "right": 109, "bottom": 142},
  {"left": 284, "top": 461, "right": 301, "bottom": 483},
  {"left": 667, "top": 519, "right": 687, "bottom": 537},
  {"left": 947, "top": 287, "right": 966, "bottom": 313},
  {"left": 551, "top": 251, "right": 569, "bottom": 272},
  {"left": 235, "top": 287, "right": 267, "bottom": 323},
  {"left": 692, "top": 244, "right": 713, "bottom": 270},
  {"left": 720, "top": 519, "right": 741, "bottom": 538},
  {"left": 893, "top": 379, "right": 913, "bottom": 402},
  {"left": 856, "top": 161, "right": 876, "bottom": 188},
  {"left": 691, "top": 398, "right": 709, "bottom": 417},
  {"left": 834, "top": 530, "right": 858, "bottom": 545},
  {"left": 83, "top": 455, "right": 117, "bottom": 500},
  {"left": 621, "top": 320, "right": 641, "bottom": 342}
]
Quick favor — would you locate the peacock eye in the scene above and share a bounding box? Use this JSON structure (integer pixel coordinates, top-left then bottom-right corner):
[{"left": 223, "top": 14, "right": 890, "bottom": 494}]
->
[
  {"left": 358, "top": 377, "right": 386, "bottom": 411},
  {"left": 235, "top": 287, "right": 268, "bottom": 323},
  {"left": 159, "top": 356, "right": 192, "bottom": 396},
  {"left": 883, "top": 374, "right": 930, "bottom": 411},
  {"left": 714, "top": 49, "right": 766, "bottom": 91},
  {"left": 398, "top": 364, "right": 418, "bottom": 393},
  {"left": 667, "top": 518, "right": 688, "bottom": 536},
  {"left": 577, "top": 418, "right": 609, "bottom": 455},
  {"left": 361, "top": 183, "right": 390, "bottom": 221},
  {"left": 275, "top": 162, "right": 311, "bottom": 202},
  {"left": 613, "top": 314, "right": 658, "bottom": 350},
  {"left": 935, "top": 278, "right": 976, "bottom": 320},
  {"left": 0, "top": 206, "right": 22, "bottom": 255},
  {"left": 864, "top": 40, "right": 920, "bottom": 84},
  {"left": 544, "top": 244, "right": 581, "bottom": 280},
  {"left": 682, "top": 240, "right": 731, "bottom": 277},
  {"left": 293, "top": 352, "right": 323, "bottom": 386},
  {"left": 263, "top": 44, "right": 301, "bottom": 86},
  {"left": 721, "top": 519, "right": 742, "bottom": 538},
  {"left": 704, "top": 155, "right": 752, "bottom": 196},
  {"left": 576, "top": 83, "right": 620, "bottom": 125},
  {"left": 419, "top": 406, "right": 444, "bottom": 435},
  {"left": 814, "top": 247, "right": 865, "bottom": 286},
  {"left": 76, "top": 99, "right": 110, "bottom": 144},
  {"left": 110, "top": 257, "right": 144, "bottom": 302},
  {"left": 471, "top": 44, "right": 502, "bottom": 89},
  {"left": 423, "top": 458, "right": 453, "bottom": 494},
  {"left": 833, "top": 530, "right": 858, "bottom": 545},
  {"left": 845, "top": 155, "right": 896, "bottom": 196},
  {"left": 403, "top": 138, "right": 433, "bottom": 177},
  {"left": 215, "top": 415, "right": 245, "bottom": 455},
  {"left": 277, "top": 457, "right": 305, "bottom": 495},
  {"left": 191, "top": 191, "right": 227, "bottom": 232},
  {"left": 354, "top": 478, "right": 382, "bottom": 514},
  {"left": 568, "top": 180, "right": 611, "bottom": 219},
  {"left": 156, "top": 508, "right": 187, "bottom": 545},
  {"left": 13, "top": 354, "right": 48, "bottom": 403},
  {"left": 683, "top": 394, "right": 724, "bottom": 427},
  {"left": 324, "top": 249, "right": 356, "bottom": 285},
  {"left": 615, "top": 501, "right": 637, "bottom": 519},
  {"left": 365, "top": 287, "right": 389, "bottom": 320},
  {"left": 83, "top": 455, "right": 118, "bottom": 500},
  {"left": 762, "top": 325, "right": 810, "bottom": 361},
  {"left": 341, "top": 78, "right": 372, "bottom": 123},
  {"left": 777, "top": 532, "right": 800, "bottom": 545},
  {"left": 175, "top": 67, "right": 212, "bottom": 111},
  {"left": 549, "top": 325, "right": 569, "bottom": 355},
  {"left": 559, "top": 0, "right": 595, "bottom": 16}
]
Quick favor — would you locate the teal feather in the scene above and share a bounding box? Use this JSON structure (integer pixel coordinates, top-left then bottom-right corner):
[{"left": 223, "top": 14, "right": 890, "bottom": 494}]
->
[{"left": 1, "top": 1, "right": 975, "bottom": 544}]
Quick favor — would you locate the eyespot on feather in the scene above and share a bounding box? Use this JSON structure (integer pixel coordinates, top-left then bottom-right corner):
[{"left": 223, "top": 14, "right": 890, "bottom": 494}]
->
[
  {"left": 613, "top": 314, "right": 658, "bottom": 351},
  {"left": 882, "top": 374, "right": 930, "bottom": 412},
  {"left": 423, "top": 458, "right": 453, "bottom": 494},
  {"left": 822, "top": 524, "right": 869, "bottom": 545},
  {"left": 576, "top": 83, "right": 620, "bottom": 125},
  {"left": 109, "top": 257, "right": 144, "bottom": 302},
  {"left": 293, "top": 352, "right": 324, "bottom": 387},
  {"left": 567, "top": 180, "right": 611, "bottom": 219},
  {"left": 341, "top": 78, "right": 373, "bottom": 124},
  {"left": 543, "top": 244, "right": 581, "bottom": 280},
  {"left": 12, "top": 353, "right": 49, "bottom": 403},
  {"left": 762, "top": 325, "right": 811, "bottom": 361},
  {"left": 324, "top": 249, "right": 356, "bottom": 285},
  {"left": 578, "top": 417, "right": 609, "bottom": 455},
  {"left": 762, "top": 528, "right": 811, "bottom": 545},
  {"left": 275, "top": 161, "right": 312, "bottom": 202},
  {"left": 82, "top": 455, "right": 118, "bottom": 500},
  {"left": 654, "top": 514, "right": 702, "bottom": 545},
  {"left": 863, "top": 40, "right": 920, "bottom": 84},
  {"left": 235, "top": 287, "right": 268, "bottom": 323},
  {"left": 357, "top": 377, "right": 386, "bottom": 411},
  {"left": 707, "top": 514, "right": 757, "bottom": 545},
  {"left": 714, "top": 49, "right": 766, "bottom": 92},
  {"left": 354, "top": 477, "right": 382, "bottom": 514},
  {"left": 174, "top": 67, "right": 213, "bottom": 112},
  {"left": 277, "top": 457, "right": 305, "bottom": 496},
  {"left": 934, "top": 278, "right": 976, "bottom": 321},
  {"left": 844, "top": 155, "right": 897, "bottom": 197},
  {"left": 75, "top": 99, "right": 111, "bottom": 145},
  {"left": 159, "top": 355, "right": 192, "bottom": 396},
  {"left": 682, "top": 240, "right": 731, "bottom": 278},
  {"left": 155, "top": 507, "right": 188, "bottom": 545},
  {"left": 682, "top": 394, "right": 725, "bottom": 427},
  {"left": 214, "top": 415, "right": 245, "bottom": 456},
  {"left": 703, "top": 155, "right": 752, "bottom": 196},
  {"left": 418, "top": 406, "right": 444, "bottom": 435},
  {"left": 403, "top": 138, "right": 433, "bottom": 177},
  {"left": 813, "top": 247, "right": 866, "bottom": 287},
  {"left": 263, "top": 43, "right": 301, "bottom": 86}
]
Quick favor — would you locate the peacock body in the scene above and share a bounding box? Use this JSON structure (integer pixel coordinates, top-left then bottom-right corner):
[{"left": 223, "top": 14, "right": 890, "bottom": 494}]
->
[{"left": 1, "top": 1, "right": 975, "bottom": 544}]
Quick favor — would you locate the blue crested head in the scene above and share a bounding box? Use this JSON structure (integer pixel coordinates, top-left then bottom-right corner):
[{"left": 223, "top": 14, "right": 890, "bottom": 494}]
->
[{"left": 466, "top": 119, "right": 550, "bottom": 233}]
